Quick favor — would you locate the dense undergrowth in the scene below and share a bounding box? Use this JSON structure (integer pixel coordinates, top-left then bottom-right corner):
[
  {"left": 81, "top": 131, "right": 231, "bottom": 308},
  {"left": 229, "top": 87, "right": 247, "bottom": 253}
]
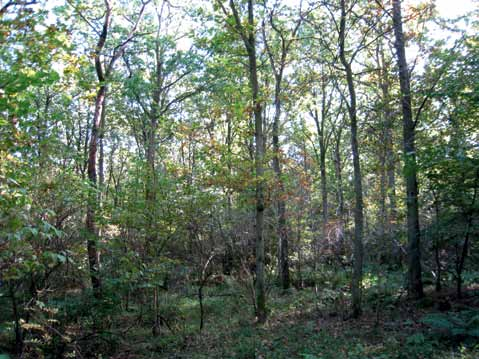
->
[{"left": 2, "top": 268, "right": 478, "bottom": 358}]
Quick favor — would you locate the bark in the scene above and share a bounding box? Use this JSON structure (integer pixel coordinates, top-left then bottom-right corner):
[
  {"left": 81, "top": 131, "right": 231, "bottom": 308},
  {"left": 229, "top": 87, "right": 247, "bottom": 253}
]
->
[
  {"left": 231, "top": 0, "right": 266, "bottom": 322},
  {"left": 85, "top": 0, "right": 112, "bottom": 298},
  {"left": 379, "top": 147, "right": 387, "bottom": 256},
  {"left": 433, "top": 194, "right": 442, "bottom": 292},
  {"left": 152, "top": 286, "right": 160, "bottom": 336},
  {"left": 145, "top": 27, "right": 163, "bottom": 249},
  {"left": 333, "top": 124, "right": 345, "bottom": 253},
  {"left": 392, "top": 0, "right": 423, "bottom": 299},
  {"left": 272, "top": 79, "right": 289, "bottom": 290},
  {"left": 263, "top": 8, "right": 300, "bottom": 290},
  {"left": 98, "top": 94, "right": 107, "bottom": 198},
  {"left": 378, "top": 38, "right": 399, "bottom": 262},
  {"left": 376, "top": 41, "right": 387, "bottom": 260},
  {"left": 223, "top": 113, "right": 234, "bottom": 275},
  {"left": 86, "top": 83, "right": 107, "bottom": 298},
  {"left": 339, "top": 0, "right": 364, "bottom": 317},
  {"left": 85, "top": 0, "right": 148, "bottom": 297},
  {"left": 220, "top": 0, "right": 266, "bottom": 321},
  {"left": 311, "top": 76, "right": 332, "bottom": 255},
  {"left": 267, "top": 49, "right": 289, "bottom": 290}
]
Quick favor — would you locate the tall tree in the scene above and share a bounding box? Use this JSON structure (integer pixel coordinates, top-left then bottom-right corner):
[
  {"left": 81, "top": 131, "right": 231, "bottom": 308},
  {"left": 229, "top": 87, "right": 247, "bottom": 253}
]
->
[
  {"left": 218, "top": 0, "right": 267, "bottom": 322},
  {"left": 262, "top": 3, "right": 301, "bottom": 290},
  {"left": 309, "top": 70, "right": 333, "bottom": 259},
  {"left": 391, "top": 0, "right": 424, "bottom": 299},
  {"left": 76, "top": 0, "right": 149, "bottom": 297},
  {"left": 338, "top": 0, "right": 365, "bottom": 317}
]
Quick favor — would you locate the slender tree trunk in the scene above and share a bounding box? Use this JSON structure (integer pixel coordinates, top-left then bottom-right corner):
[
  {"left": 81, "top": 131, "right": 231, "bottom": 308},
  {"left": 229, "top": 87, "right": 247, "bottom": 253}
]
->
[
  {"left": 433, "top": 196, "right": 442, "bottom": 292},
  {"left": 333, "top": 126, "right": 345, "bottom": 253},
  {"left": 296, "top": 213, "right": 303, "bottom": 289},
  {"left": 376, "top": 41, "right": 389, "bottom": 259},
  {"left": 145, "top": 92, "right": 160, "bottom": 249},
  {"left": 392, "top": 0, "right": 424, "bottom": 299},
  {"left": 378, "top": 39, "right": 399, "bottom": 263},
  {"left": 86, "top": 84, "right": 106, "bottom": 298},
  {"left": 223, "top": 114, "right": 234, "bottom": 275},
  {"left": 312, "top": 80, "right": 330, "bottom": 254},
  {"left": 379, "top": 149, "right": 387, "bottom": 259},
  {"left": 199, "top": 282, "right": 205, "bottom": 331},
  {"left": 99, "top": 94, "right": 106, "bottom": 201},
  {"left": 85, "top": 1, "right": 113, "bottom": 298},
  {"left": 339, "top": 0, "right": 364, "bottom": 317},
  {"left": 226, "top": 0, "right": 266, "bottom": 322},
  {"left": 152, "top": 286, "right": 160, "bottom": 336},
  {"left": 246, "top": 0, "right": 267, "bottom": 322},
  {"left": 312, "top": 108, "right": 329, "bottom": 254},
  {"left": 262, "top": 12, "right": 301, "bottom": 290},
  {"left": 272, "top": 74, "right": 290, "bottom": 290},
  {"left": 320, "top": 143, "right": 328, "bottom": 239}
]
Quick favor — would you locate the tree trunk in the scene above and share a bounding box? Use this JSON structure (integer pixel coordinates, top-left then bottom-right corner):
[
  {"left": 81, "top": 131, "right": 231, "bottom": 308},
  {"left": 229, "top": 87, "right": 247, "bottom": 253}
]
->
[
  {"left": 339, "top": 0, "right": 364, "bottom": 318},
  {"left": 227, "top": 0, "right": 266, "bottom": 322},
  {"left": 312, "top": 107, "right": 329, "bottom": 257},
  {"left": 379, "top": 148, "right": 387, "bottom": 259},
  {"left": 333, "top": 125, "right": 345, "bottom": 253},
  {"left": 86, "top": 84, "right": 106, "bottom": 298},
  {"left": 223, "top": 113, "right": 234, "bottom": 275},
  {"left": 262, "top": 7, "right": 300, "bottom": 291},
  {"left": 433, "top": 194, "right": 442, "bottom": 292},
  {"left": 312, "top": 79, "right": 330, "bottom": 255},
  {"left": 392, "top": 0, "right": 424, "bottom": 299},
  {"left": 85, "top": 1, "right": 113, "bottom": 299},
  {"left": 247, "top": 0, "right": 266, "bottom": 323},
  {"left": 272, "top": 74, "right": 290, "bottom": 290},
  {"left": 378, "top": 38, "right": 399, "bottom": 263}
]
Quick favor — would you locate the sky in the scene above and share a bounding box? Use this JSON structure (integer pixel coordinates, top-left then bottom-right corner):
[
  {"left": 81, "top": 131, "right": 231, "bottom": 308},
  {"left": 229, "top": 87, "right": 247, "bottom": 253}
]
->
[
  {"left": 434, "top": 0, "right": 477, "bottom": 18},
  {"left": 42, "top": 0, "right": 476, "bottom": 71}
]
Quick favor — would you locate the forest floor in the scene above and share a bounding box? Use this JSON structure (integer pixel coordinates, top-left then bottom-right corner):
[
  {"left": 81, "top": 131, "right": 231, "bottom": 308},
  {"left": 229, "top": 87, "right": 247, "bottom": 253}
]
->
[{"left": 102, "top": 270, "right": 479, "bottom": 359}]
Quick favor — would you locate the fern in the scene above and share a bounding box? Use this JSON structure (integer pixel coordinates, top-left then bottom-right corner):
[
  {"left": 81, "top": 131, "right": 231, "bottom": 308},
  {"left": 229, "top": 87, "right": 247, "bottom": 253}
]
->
[{"left": 421, "top": 310, "right": 479, "bottom": 343}]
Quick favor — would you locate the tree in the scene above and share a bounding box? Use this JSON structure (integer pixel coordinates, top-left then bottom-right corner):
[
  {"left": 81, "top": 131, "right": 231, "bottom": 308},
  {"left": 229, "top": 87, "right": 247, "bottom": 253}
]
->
[
  {"left": 72, "top": 0, "right": 149, "bottom": 298},
  {"left": 217, "top": 0, "right": 267, "bottom": 322},
  {"left": 262, "top": 1, "right": 302, "bottom": 290},
  {"left": 391, "top": 0, "right": 424, "bottom": 299},
  {"left": 338, "top": 0, "right": 365, "bottom": 317}
]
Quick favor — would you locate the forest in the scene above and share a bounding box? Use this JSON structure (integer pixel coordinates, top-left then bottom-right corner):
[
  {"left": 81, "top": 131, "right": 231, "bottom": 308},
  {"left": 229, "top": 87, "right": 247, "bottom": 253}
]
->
[{"left": 0, "top": 0, "right": 478, "bottom": 357}]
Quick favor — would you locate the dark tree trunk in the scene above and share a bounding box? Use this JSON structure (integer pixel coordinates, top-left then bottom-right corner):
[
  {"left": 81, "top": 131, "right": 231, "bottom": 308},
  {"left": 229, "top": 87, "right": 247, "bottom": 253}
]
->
[
  {"left": 85, "top": 0, "right": 147, "bottom": 297},
  {"left": 392, "top": 0, "right": 424, "bottom": 299},
  {"left": 145, "top": 34, "right": 162, "bottom": 250},
  {"left": 86, "top": 84, "right": 107, "bottom": 298},
  {"left": 339, "top": 0, "right": 364, "bottom": 318},
  {"left": 85, "top": 1, "right": 112, "bottom": 298},
  {"left": 263, "top": 12, "right": 299, "bottom": 290},
  {"left": 433, "top": 194, "right": 442, "bottom": 292},
  {"left": 227, "top": 0, "right": 266, "bottom": 322},
  {"left": 272, "top": 75, "right": 289, "bottom": 290},
  {"left": 311, "top": 77, "right": 330, "bottom": 256},
  {"left": 333, "top": 124, "right": 345, "bottom": 253},
  {"left": 223, "top": 114, "right": 234, "bottom": 275}
]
